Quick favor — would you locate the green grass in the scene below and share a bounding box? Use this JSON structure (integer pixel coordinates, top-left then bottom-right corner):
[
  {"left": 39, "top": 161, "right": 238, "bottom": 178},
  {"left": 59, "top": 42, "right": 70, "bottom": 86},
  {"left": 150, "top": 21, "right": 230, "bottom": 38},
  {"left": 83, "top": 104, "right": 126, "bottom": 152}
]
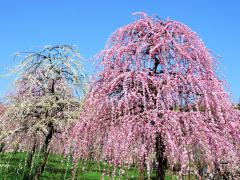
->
[{"left": 0, "top": 152, "right": 180, "bottom": 179}]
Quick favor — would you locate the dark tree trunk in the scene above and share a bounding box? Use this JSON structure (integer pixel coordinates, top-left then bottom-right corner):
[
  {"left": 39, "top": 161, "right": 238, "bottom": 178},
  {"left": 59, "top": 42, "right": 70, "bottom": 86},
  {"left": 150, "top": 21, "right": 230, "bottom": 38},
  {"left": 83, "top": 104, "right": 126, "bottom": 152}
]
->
[
  {"left": 0, "top": 142, "right": 5, "bottom": 153},
  {"left": 34, "top": 149, "right": 50, "bottom": 180},
  {"left": 213, "top": 162, "right": 225, "bottom": 179},
  {"left": 139, "top": 158, "right": 145, "bottom": 180},
  {"left": 32, "top": 125, "right": 54, "bottom": 179},
  {"left": 23, "top": 137, "right": 37, "bottom": 180},
  {"left": 156, "top": 132, "right": 167, "bottom": 180},
  {"left": 13, "top": 143, "right": 19, "bottom": 153},
  {"left": 41, "top": 125, "right": 54, "bottom": 154}
]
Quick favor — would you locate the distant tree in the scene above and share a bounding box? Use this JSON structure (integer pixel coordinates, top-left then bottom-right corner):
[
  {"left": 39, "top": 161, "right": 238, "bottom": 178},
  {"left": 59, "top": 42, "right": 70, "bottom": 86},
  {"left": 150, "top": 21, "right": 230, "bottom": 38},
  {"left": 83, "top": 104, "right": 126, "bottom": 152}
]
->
[
  {"left": 0, "top": 103, "right": 5, "bottom": 114},
  {"left": 236, "top": 102, "right": 240, "bottom": 110},
  {"left": 69, "top": 13, "right": 240, "bottom": 179},
  {"left": 0, "top": 103, "right": 6, "bottom": 152},
  {"left": 1, "top": 45, "right": 87, "bottom": 179}
]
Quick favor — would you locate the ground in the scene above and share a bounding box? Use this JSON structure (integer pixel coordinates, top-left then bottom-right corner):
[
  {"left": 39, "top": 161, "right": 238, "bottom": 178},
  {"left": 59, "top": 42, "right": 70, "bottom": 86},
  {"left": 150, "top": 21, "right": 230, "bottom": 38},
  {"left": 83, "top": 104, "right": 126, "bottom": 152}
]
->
[{"left": 0, "top": 152, "right": 185, "bottom": 179}]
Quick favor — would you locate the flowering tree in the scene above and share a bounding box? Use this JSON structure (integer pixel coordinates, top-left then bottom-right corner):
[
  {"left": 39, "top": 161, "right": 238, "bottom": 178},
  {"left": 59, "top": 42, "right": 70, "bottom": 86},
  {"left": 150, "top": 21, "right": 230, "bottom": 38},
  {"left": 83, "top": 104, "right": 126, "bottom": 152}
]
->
[
  {"left": 0, "top": 103, "right": 6, "bottom": 152},
  {"left": 1, "top": 45, "right": 87, "bottom": 179},
  {"left": 236, "top": 103, "right": 240, "bottom": 110},
  {"left": 69, "top": 13, "right": 240, "bottom": 179},
  {"left": 0, "top": 104, "right": 5, "bottom": 114}
]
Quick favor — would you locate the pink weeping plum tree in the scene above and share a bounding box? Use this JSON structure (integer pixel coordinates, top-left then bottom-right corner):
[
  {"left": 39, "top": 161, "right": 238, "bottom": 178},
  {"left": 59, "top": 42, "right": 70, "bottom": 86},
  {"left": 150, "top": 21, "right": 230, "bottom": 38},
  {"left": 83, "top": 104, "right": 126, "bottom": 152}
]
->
[{"left": 69, "top": 13, "right": 240, "bottom": 179}]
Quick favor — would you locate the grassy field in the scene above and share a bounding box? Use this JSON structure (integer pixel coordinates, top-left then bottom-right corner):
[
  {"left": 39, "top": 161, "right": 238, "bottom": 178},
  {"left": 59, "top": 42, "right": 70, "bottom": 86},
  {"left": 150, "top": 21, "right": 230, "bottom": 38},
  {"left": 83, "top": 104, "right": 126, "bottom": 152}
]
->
[{"left": 0, "top": 152, "right": 182, "bottom": 179}]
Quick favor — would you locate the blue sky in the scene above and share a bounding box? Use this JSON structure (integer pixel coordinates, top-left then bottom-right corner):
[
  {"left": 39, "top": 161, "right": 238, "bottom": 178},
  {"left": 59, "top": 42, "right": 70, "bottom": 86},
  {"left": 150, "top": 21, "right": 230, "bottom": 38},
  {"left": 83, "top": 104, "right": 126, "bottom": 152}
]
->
[{"left": 0, "top": 0, "right": 239, "bottom": 103}]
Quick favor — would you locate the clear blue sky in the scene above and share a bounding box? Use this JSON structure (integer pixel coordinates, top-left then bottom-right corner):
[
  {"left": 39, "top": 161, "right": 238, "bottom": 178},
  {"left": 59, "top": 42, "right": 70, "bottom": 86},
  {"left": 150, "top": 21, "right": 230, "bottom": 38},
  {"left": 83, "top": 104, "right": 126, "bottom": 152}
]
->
[{"left": 0, "top": 0, "right": 239, "bottom": 103}]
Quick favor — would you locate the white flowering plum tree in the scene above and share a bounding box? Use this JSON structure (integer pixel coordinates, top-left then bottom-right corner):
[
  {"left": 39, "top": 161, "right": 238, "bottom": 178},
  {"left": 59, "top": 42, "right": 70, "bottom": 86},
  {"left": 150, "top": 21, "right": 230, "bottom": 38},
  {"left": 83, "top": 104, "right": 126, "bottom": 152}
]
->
[{"left": 1, "top": 45, "right": 87, "bottom": 179}]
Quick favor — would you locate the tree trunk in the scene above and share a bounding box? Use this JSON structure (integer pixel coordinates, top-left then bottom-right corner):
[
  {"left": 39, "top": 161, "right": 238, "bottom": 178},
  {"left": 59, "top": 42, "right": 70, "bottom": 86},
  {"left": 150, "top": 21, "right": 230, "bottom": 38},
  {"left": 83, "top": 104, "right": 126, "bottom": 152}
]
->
[
  {"left": 156, "top": 132, "right": 167, "bottom": 180},
  {"left": 41, "top": 125, "right": 54, "bottom": 154},
  {"left": 23, "top": 137, "right": 37, "bottom": 180},
  {"left": 34, "top": 149, "right": 50, "bottom": 180},
  {"left": 213, "top": 162, "right": 222, "bottom": 179},
  {"left": 0, "top": 142, "right": 5, "bottom": 153},
  {"left": 32, "top": 125, "right": 54, "bottom": 179},
  {"left": 71, "top": 161, "right": 78, "bottom": 180},
  {"left": 139, "top": 160, "right": 145, "bottom": 180},
  {"left": 13, "top": 143, "right": 19, "bottom": 153}
]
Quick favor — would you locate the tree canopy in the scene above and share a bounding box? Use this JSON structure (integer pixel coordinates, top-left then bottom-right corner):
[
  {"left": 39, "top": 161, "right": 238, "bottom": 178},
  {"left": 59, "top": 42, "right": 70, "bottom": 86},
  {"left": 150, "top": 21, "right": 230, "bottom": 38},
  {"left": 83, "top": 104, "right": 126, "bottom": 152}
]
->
[{"left": 1, "top": 45, "right": 87, "bottom": 151}]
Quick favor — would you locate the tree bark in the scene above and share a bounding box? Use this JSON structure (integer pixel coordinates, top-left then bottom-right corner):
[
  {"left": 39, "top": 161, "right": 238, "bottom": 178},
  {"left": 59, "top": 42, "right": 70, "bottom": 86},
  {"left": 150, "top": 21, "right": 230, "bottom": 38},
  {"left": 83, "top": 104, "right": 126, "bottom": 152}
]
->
[
  {"left": 41, "top": 125, "right": 54, "bottom": 154},
  {"left": 0, "top": 142, "right": 5, "bottom": 153},
  {"left": 139, "top": 160, "right": 145, "bottom": 180},
  {"left": 34, "top": 149, "right": 50, "bottom": 180},
  {"left": 156, "top": 132, "right": 167, "bottom": 180},
  {"left": 23, "top": 137, "right": 37, "bottom": 180},
  {"left": 13, "top": 143, "right": 19, "bottom": 153},
  {"left": 31, "top": 125, "right": 54, "bottom": 179},
  {"left": 71, "top": 161, "right": 78, "bottom": 180}
]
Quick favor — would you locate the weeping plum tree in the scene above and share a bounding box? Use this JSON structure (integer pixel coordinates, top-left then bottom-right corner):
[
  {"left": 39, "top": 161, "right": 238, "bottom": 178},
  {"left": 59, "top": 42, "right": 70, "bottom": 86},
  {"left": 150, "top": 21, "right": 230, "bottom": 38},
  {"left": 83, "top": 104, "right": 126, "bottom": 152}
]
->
[
  {"left": 1, "top": 45, "right": 87, "bottom": 179},
  {"left": 69, "top": 13, "right": 240, "bottom": 179}
]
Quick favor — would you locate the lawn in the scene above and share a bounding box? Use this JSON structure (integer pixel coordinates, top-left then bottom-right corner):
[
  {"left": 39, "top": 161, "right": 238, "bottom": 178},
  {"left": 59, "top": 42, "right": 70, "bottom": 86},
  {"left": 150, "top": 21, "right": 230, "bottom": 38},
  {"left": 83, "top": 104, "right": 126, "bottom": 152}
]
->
[{"left": 0, "top": 152, "right": 181, "bottom": 179}]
